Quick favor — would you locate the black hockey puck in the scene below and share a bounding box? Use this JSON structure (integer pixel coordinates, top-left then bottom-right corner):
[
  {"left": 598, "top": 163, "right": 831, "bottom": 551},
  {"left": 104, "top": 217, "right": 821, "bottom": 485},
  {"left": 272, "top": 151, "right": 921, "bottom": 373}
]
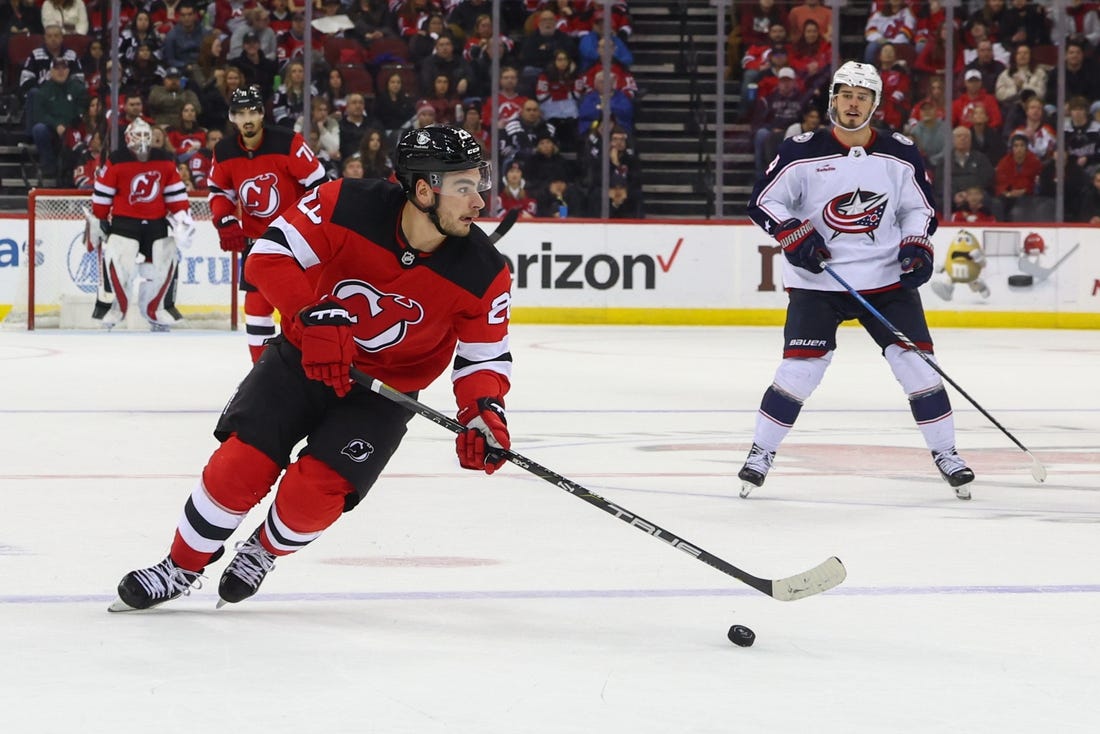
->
[
  {"left": 727, "top": 624, "right": 756, "bottom": 647},
  {"left": 1007, "top": 274, "right": 1034, "bottom": 287}
]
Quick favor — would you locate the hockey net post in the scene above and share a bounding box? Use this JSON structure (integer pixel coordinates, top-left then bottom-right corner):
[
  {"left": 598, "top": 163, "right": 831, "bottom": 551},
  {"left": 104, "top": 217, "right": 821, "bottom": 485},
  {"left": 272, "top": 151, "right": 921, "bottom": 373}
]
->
[{"left": 6, "top": 188, "right": 239, "bottom": 331}]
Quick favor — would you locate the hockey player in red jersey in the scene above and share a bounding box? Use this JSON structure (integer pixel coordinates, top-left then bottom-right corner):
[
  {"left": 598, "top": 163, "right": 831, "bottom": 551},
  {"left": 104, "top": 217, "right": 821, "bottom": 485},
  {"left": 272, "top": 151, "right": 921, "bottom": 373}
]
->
[
  {"left": 208, "top": 85, "right": 327, "bottom": 362},
  {"left": 110, "top": 125, "right": 513, "bottom": 611},
  {"left": 90, "top": 118, "right": 195, "bottom": 330}
]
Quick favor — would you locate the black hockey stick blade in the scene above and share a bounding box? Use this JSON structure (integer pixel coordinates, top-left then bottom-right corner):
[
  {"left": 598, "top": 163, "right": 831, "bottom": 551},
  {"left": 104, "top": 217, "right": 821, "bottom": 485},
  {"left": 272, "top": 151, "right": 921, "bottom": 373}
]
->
[
  {"left": 349, "top": 367, "right": 847, "bottom": 601},
  {"left": 821, "top": 263, "right": 1047, "bottom": 483},
  {"left": 487, "top": 207, "right": 520, "bottom": 245}
]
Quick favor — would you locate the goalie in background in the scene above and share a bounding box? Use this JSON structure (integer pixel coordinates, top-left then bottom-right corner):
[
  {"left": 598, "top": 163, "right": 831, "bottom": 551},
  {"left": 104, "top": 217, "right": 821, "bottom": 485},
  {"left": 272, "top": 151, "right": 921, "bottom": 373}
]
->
[
  {"left": 929, "top": 229, "right": 990, "bottom": 301},
  {"left": 90, "top": 118, "right": 195, "bottom": 331}
]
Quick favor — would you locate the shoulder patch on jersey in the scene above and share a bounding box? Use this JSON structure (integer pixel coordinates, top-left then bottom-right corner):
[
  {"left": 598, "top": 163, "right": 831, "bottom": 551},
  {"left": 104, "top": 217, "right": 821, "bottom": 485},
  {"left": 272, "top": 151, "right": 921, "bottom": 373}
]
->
[
  {"left": 891, "top": 132, "right": 914, "bottom": 146},
  {"left": 793, "top": 131, "right": 814, "bottom": 143}
]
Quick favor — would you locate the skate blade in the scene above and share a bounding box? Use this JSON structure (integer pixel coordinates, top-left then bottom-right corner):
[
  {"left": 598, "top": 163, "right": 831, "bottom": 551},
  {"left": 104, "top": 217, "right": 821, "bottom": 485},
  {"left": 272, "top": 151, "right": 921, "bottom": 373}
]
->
[
  {"left": 107, "top": 598, "right": 140, "bottom": 613},
  {"left": 216, "top": 598, "right": 230, "bottom": 609},
  {"left": 738, "top": 481, "right": 755, "bottom": 498},
  {"left": 955, "top": 486, "right": 972, "bottom": 500}
]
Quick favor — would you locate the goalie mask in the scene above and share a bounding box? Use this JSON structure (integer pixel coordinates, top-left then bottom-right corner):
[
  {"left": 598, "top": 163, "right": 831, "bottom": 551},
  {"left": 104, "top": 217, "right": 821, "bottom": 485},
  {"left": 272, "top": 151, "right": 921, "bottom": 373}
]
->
[
  {"left": 125, "top": 118, "right": 153, "bottom": 162},
  {"left": 828, "top": 61, "right": 882, "bottom": 132}
]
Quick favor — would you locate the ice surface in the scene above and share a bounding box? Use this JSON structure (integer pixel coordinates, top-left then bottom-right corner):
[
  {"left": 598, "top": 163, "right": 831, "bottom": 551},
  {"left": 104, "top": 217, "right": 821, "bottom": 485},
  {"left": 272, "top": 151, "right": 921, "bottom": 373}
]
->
[{"left": 1, "top": 325, "right": 1097, "bottom": 733}]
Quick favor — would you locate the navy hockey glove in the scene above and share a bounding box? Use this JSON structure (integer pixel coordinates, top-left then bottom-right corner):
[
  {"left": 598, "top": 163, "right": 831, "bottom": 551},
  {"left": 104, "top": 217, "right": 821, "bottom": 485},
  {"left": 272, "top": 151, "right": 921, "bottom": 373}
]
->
[
  {"left": 776, "top": 218, "right": 831, "bottom": 274},
  {"left": 456, "top": 397, "right": 510, "bottom": 474},
  {"left": 898, "top": 236, "right": 935, "bottom": 289},
  {"left": 298, "top": 296, "right": 356, "bottom": 397}
]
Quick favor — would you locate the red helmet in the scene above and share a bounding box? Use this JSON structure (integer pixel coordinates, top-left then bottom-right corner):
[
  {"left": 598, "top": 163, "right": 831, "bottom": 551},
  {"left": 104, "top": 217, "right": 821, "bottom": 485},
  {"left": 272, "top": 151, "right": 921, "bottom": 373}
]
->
[{"left": 1023, "top": 232, "right": 1046, "bottom": 255}]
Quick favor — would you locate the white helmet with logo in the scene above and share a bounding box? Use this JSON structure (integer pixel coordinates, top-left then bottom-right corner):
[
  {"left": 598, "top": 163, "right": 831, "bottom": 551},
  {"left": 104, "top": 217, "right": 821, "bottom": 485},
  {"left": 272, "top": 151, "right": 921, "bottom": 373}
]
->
[
  {"left": 828, "top": 61, "right": 882, "bottom": 131},
  {"left": 125, "top": 118, "right": 153, "bottom": 162}
]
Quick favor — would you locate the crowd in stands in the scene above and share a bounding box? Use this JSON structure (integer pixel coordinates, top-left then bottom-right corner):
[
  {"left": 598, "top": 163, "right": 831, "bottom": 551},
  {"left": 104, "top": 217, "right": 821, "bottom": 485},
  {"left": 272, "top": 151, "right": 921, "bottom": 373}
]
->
[
  {"left": 736, "top": 0, "right": 1100, "bottom": 223},
  {"left": 1, "top": 0, "right": 644, "bottom": 218}
]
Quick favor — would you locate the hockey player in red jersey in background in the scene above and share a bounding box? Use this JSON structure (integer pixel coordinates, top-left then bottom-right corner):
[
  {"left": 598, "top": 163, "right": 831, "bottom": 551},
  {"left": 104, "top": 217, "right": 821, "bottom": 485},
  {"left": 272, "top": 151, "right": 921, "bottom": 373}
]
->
[
  {"left": 208, "top": 86, "right": 327, "bottom": 362},
  {"left": 110, "top": 125, "right": 513, "bottom": 611},
  {"left": 89, "top": 118, "right": 195, "bottom": 330}
]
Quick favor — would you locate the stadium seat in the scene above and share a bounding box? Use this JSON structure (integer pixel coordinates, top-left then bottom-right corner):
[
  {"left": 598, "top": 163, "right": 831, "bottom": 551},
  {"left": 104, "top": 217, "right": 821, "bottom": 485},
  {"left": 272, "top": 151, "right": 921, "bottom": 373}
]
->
[
  {"left": 366, "top": 37, "right": 409, "bottom": 65},
  {"left": 63, "top": 34, "right": 89, "bottom": 58},
  {"left": 338, "top": 64, "right": 374, "bottom": 97},
  {"left": 325, "top": 37, "right": 368, "bottom": 67},
  {"left": 6, "top": 34, "right": 42, "bottom": 90},
  {"left": 1031, "top": 45, "right": 1058, "bottom": 68}
]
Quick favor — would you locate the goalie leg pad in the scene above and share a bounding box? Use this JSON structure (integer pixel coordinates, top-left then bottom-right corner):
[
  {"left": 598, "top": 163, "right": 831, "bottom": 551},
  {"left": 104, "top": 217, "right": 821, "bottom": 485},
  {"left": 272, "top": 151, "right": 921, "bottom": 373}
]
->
[
  {"left": 138, "top": 236, "right": 180, "bottom": 325},
  {"left": 101, "top": 235, "right": 140, "bottom": 321}
]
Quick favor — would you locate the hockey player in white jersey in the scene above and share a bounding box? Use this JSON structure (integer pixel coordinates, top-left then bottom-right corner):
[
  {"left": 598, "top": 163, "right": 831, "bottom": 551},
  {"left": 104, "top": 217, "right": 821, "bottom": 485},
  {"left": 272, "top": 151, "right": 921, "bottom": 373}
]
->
[{"left": 741, "top": 61, "right": 975, "bottom": 499}]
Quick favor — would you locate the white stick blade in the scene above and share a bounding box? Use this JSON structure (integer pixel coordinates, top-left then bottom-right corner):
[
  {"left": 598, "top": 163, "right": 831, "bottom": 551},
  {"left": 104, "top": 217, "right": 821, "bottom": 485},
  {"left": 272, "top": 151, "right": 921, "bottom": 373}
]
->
[
  {"left": 772, "top": 556, "right": 847, "bottom": 601},
  {"left": 1030, "top": 456, "right": 1047, "bottom": 483}
]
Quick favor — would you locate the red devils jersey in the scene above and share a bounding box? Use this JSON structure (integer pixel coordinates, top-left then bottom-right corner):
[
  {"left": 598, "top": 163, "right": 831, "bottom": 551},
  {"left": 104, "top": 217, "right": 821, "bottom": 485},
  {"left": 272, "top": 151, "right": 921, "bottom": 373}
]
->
[
  {"left": 208, "top": 125, "right": 327, "bottom": 238},
  {"left": 92, "top": 148, "right": 189, "bottom": 221},
  {"left": 248, "top": 178, "right": 513, "bottom": 404},
  {"left": 189, "top": 148, "right": 213, "bottom": 190}
]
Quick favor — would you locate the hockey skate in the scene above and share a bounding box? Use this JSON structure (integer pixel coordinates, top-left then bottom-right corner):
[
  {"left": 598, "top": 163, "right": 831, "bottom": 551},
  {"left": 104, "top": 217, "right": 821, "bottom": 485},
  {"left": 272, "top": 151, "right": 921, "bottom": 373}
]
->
[
  {"left": 933, "top": 448, "right": 975, "bottom": 500},
  {"left": 109, "top": 547, "right": 224, "bottom": 612},
  {"left": 217, "top": 529, "right": 278, "bottom": 608},
  {"left": 738, "top": 443, "right": 776, "bottom": 498}
]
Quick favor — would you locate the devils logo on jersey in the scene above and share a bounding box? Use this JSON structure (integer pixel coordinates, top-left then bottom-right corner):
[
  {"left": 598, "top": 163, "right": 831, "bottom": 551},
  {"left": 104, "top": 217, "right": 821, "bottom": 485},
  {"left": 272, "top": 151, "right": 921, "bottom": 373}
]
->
[
  {"left": 239, "top": 172, "right": 282, "bottom": 218},
  {"left": 129, "top": 171, "right": 163, "bottom": 205},
  {"left": 822, "top": 188, "right": 888, "bottom": 239},
  {"left": 332, "top": 279, "right": 425, "bottom": 352}
]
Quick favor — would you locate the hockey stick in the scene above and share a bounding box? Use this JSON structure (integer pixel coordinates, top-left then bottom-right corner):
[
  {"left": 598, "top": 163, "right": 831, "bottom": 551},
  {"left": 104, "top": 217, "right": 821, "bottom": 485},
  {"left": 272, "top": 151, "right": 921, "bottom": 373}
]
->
[
  {"left": 821, "top": 263, "right": 1047, "bottom": 483},
  {"left": 349, "top": 367, "right": 846, "bottom": 602},
  {"left": 487, "top": 207, "right": 521, "bottom": 245}
]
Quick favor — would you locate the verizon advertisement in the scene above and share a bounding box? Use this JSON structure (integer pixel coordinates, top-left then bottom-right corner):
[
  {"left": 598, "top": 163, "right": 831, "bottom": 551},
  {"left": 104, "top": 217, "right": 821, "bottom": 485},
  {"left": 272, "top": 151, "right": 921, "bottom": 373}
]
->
[
  {"left": 1, "top": 217, "right": 1098, "bottom": 326},
  {"left": 499, "top": 222, "right": 1100, "bottom": 325}
]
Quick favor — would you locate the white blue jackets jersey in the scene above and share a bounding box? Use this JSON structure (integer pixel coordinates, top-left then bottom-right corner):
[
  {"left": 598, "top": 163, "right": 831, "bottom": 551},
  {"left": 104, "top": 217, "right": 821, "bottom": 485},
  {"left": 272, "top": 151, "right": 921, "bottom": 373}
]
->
[{"left": 748, "top": 127, "right": 938, "bottom": 292}]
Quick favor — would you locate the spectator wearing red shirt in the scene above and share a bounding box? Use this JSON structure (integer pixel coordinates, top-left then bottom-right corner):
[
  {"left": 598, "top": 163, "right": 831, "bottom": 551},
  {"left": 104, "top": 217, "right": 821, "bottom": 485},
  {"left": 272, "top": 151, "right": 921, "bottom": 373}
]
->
[
  {"left": 995, "top": 133, "right": 1042, "bottom": 220},
  {"left": 912, "top": 24, "right": 964, "bottom": 80},
  {"left": 876, "top": 42, "right": 911, "bottom": 131},
  {"left": 952, "top": 68, "right": 1002, "bottom": 130},
  {"left": 907, "top": 74, "right": 946, "bottom": 130},
  {"left": 481, "top": 65, "right": 528, "bottom": 130},
  {"left": 733, "top": 0, "right": 788, "bottom": 79},
  {"left": 789, "top": 19, "right": 831, "bottom": 105},
  {"left": 951, "top": 186, "right": 997, "bottom": 224},
  {"left": 498, "top": 160, "right": 538, "bottom": 217}
]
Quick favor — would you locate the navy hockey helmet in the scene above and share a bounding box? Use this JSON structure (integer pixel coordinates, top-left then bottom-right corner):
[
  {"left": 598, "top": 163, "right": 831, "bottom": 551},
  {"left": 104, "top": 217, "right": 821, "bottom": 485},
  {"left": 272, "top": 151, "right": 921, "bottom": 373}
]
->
[
  {"left": 229, "top": 85, "right": 265, "bottom": 116},
  {"left": 394, "top": 125, "right": 492, "bottom": 197}
]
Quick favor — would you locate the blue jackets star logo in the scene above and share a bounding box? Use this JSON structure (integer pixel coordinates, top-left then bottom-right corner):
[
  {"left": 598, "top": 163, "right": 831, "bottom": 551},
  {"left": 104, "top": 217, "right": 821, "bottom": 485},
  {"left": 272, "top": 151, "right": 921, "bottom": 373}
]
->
[{"left": 822, "top": 188, "right": 888, "bottom": 238}]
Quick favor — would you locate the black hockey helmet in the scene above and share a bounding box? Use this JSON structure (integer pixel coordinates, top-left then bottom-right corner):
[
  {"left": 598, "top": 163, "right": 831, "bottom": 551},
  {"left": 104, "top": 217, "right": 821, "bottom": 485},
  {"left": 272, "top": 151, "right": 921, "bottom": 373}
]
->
[
  {"left": 394, "top": 125, "right": 491, "bottom": 196},
  {"left": 229, "top": 85, "right": 264, "bottom": 116}
]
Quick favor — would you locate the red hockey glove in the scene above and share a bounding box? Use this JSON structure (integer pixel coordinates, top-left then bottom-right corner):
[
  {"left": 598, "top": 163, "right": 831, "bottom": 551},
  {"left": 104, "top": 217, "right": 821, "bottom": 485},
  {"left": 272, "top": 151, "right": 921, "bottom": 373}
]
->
[
  {"left": 456, "top": 397, "right": 510, "bottom": 474},
  {"left": 298, "top": 296, "right": 357, "bottom": 397},
  {"left": 898, "top": 236, "right": 934, "bottom": 289},
  {"left": 215, "top": 215, "right": 248, "bottom": 253},
  {"left": 776, "top": 218, "right": 831, "bottom": 274}
]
